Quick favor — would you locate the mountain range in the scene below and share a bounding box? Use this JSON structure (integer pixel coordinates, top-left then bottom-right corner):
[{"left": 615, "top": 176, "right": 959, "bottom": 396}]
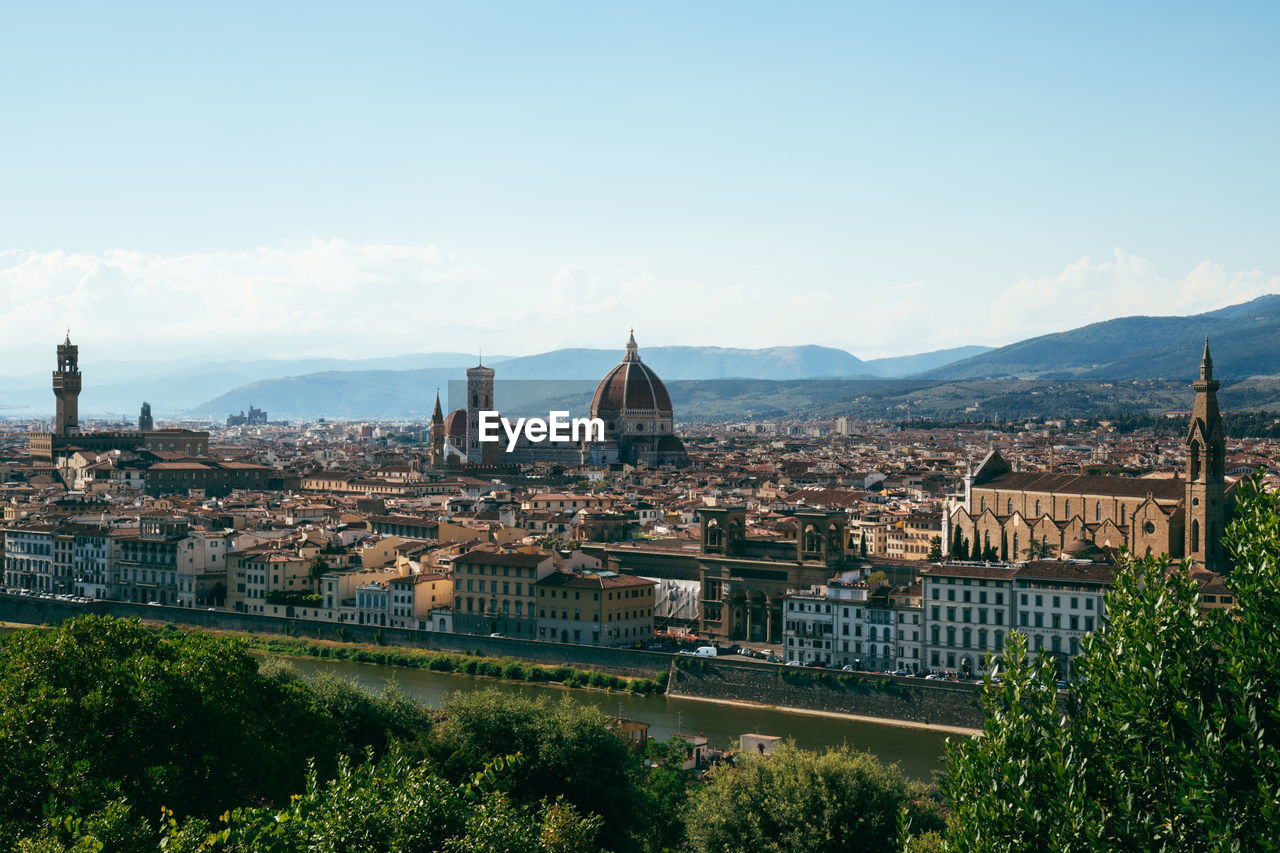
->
[
  {"left": 1, "top": 295, "right": 1277, "bottom": 421},
  {"left": 924, "top": 294, "right": 1280, "bottom": 380}
]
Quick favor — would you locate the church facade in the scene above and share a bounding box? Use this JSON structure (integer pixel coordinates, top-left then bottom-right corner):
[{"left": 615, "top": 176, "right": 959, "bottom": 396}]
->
[{"left": 948, "top": 342, "right": 1231, "bottom": 572}]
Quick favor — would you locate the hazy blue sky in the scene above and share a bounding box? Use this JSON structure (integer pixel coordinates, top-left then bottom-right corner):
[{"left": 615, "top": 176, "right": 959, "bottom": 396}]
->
[{"left": 2, "top": 1, "right": 1277, "bottom": 363}]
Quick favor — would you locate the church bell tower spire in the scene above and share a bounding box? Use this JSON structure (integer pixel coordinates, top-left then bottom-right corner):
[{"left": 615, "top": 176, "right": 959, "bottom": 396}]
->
[{"left": 1185, "top": 338, "right": 1226, "bottom": 570}]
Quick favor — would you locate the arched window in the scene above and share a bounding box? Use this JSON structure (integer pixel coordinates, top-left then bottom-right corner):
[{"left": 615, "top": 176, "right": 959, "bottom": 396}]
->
[
  {"left": 1120, "top": 505, "right": 1126, "bottom": 525},
  {"left": 1191, "top": 519, "right": 1200, "bottom": 552},
  {"left": 1065, "top": 500, "right": 1071, "bottom": 518},
  {"left": 1007, "top": 498, "right": 1012, "bottom": 514},
  {"left": 1095, "top": 501, "right": 1102, "bottom": 522},
  {"left": 1035, "top": 500, "right": 1041, "bottom": 517},
  {"left": 980, "top": 497, "right": 986, "bottom": 512}
]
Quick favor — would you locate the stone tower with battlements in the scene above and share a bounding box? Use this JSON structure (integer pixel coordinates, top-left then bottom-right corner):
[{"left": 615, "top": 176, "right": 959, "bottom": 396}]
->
[{"left": 52, "top": 332, "right": 81, "bottom": 436}]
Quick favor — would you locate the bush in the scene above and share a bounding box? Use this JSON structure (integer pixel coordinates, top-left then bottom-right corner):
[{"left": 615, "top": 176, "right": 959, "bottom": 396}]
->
[{"left": 685, "top": 743, "right": 943, "bottom": 853}]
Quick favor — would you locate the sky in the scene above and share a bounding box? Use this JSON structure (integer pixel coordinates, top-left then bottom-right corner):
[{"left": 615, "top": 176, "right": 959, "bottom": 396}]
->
[{"left": 1, "top": 1, "right": 1278, "bottom": 365}]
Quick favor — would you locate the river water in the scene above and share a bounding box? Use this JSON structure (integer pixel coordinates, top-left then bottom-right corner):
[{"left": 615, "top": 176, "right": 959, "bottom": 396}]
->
[
  {"left": 274, "top": 655, "right": 957, "bottom": 782},
  {"left": 0, "top": 625, "right": 956, "bottom": 781}
]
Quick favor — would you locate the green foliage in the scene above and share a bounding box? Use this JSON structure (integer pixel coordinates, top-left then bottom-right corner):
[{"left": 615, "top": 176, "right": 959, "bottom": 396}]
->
[
  {"left": 0, "top": 617, "right": 340, "bottom": 849},
  {"left": 685, "top": 743, "right": 943, "bottom": 853},
  {"left": 156, "top": 748, "right": 600, "bottom": 853},
  {"left": 941, "top": 469, "right": 1280, "bottom": 852},
  {"left": 307, "top": 554, "right": 330, "bottom": 580},
  {"left": 295, "top": 670, "right": 436, "bottom": 758},
  {"left": 928, "top": 536, "right": 943, "bottom": 562},
  {"left": 430, "top": 689, "right": 645, "bottom": 849},
  {"left": 263, "top": 589, "right": 322, "bottom": 606},
  {"left": 242, "top": 633, "right": 661, "bottom": 693}
]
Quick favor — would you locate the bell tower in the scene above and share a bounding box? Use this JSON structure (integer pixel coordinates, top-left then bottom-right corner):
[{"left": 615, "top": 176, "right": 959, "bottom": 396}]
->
[
  {"left": 430, "top": 390, "right": 445, "bottom": 467},
  {"left": 1185, "top": 339, "right": 1226, "bottom": 570},
  {"left": 52, "top": 331, "right": 82, "bottom": 436},
  {"left": 465, "top": 360, "right": 498, "bottom": 465}
]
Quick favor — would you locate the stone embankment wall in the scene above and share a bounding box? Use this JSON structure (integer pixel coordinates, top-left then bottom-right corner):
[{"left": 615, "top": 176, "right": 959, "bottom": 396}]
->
[
  {"left": 1, "top": 595, "right": 987, "bottom": 728},
  {"left": 669, "top": 659, "right": 986, "bottom": 730},
  {"left": 0, "top": 595, "right": 671, "bottom": 677}
]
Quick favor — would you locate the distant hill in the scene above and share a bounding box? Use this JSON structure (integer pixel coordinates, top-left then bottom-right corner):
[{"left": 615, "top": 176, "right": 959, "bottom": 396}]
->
[
  {"left": 924, "top": 295, "right": 1280, "bottom": 380},
  {"left": 187, "top": 344, "right": 994, "bottom": 420},
  {"left": 2, "top": 342, "right": 989, "bottom": 419},
  {"left": 860, "top": 345, "right": 994, "bottom": 377},
  {"left": 490, "top": 345, "right": 868, "bottom": 381},
  {"left": 0, "top": 352, "right": 508, "bottom": 418}
]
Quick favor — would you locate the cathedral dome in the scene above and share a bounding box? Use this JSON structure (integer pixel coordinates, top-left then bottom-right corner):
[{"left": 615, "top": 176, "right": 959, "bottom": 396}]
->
[
  {"left": 443, "top": 409, "right": 467, "bottom": 440},
  {"left": 591, "top": 332, "right": 673, "bottom": 417}
]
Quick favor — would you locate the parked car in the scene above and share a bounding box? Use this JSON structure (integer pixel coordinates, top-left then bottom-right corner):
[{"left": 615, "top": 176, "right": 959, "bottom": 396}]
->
[
  {"left": 841, "top": 664, "right": 855, "bottom": 672},
  {"left": 677, "top": 649, "right": 696, "bottom": 656},
  {"left": 488, "top": 633, "right": 505, "bottom": 638},
  {"left": 785, "top": 660, "right": 802, "bottom": 667},
  {"left": 891, "top": 668, "right": 912, "bottom": 676},
  {"left": 766, "top": 655, "right": 780, "bottom": 663},
  {"left": 694, "top": 646, "right": 718, "bottom": 657},
  {"left": 924, "top": 673, "right": 945, "bottom": 680}
]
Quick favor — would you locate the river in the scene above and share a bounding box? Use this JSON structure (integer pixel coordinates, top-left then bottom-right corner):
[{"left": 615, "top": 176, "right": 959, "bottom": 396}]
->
[
  {"left": 274, "top": 655, "right": 957, "bottom": 781},
  {"left": 0, "top": 624, "right": 956, "bottom": 780}
]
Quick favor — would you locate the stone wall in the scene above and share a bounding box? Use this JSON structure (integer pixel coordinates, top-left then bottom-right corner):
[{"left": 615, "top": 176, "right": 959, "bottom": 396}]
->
[
  {"left": 668, "top": 659, "right": 987, "bottom": 729},
  {"left": 0, "top": 594, "right": 671, "bottom": 677},
  {"left": 0, "top": 595, "right": 988, "bottom": 728}
]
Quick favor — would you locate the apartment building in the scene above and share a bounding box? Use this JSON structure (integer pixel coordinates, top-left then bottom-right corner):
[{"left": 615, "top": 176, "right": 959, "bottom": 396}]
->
[
  {"left": 452, "top": 550, "right": 556, "bottom": 637},
  {"left": 535, "top": 570, "right": 655, "bottom": 646}
]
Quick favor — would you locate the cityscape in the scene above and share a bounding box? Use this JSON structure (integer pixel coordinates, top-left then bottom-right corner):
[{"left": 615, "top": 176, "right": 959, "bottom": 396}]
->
[{"left": 2, "top": 4, "right": 1278, "bottom": 852}]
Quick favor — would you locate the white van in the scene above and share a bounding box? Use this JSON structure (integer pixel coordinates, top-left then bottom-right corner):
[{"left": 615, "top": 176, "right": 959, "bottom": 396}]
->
[{"left": 694, "top": 646, "right": 718, "bottom": 657}]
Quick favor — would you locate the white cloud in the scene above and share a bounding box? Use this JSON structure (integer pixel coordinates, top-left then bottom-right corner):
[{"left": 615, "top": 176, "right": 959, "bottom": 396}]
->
[
  {"left": 989, "top": 249, "right": 1280, "bottom": 342},
  {"left": 1, "top": 242, "right": 1275, "bottom": 368}
]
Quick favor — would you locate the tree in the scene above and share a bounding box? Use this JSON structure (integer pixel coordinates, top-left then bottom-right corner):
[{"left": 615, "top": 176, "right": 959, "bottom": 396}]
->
[
  {"left": 928, "top": 536, "right": 943, "bottom": 562},
  {"left": 429, "top": 689, "right": 645, "bottom": 849},
  {"left": 153, "top": 749, "right": 600, "bottom": 853},
  {"left": 969, "top": 536, "right": 982, "bottom": 561},
  {"left": 999, "top": 530, "right": 1008, "bottom": 562},
  {"left": 950, "top": 526, "right": 963, "bottom": 559},
  {"left": 0, "top": 617, "right": 341, "bottom": 850},
  {"left": 685, "top": 743, "right": 943, "bottom": 853},
  {"left": 308, "top": 554, "right": 330, "bottom": 581},
  {"left": 941, "top": 469, "right": 1280, "bottom": 851}
]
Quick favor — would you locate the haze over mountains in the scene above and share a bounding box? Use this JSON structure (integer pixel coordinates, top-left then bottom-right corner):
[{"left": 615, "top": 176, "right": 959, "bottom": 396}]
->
[
  {"left": 1, "top": 296, "right": 1276, "bottom": 421},
  {"left": 925, "top": 294, "right": 1280, "bottom": 380},
  {"left": 0, "top": 343, "right": 992, "bottom": 419}
]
